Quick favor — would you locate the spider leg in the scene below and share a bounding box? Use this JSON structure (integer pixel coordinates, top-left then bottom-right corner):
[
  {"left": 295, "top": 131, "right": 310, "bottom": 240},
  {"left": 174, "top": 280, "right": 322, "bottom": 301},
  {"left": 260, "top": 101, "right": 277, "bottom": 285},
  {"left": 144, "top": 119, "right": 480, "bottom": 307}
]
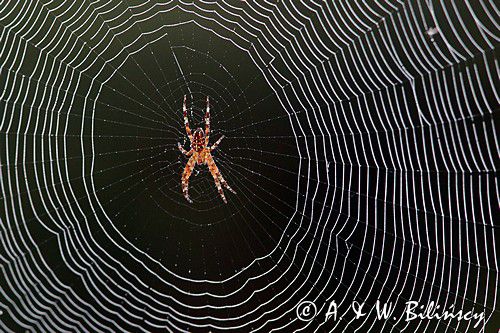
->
[
  {"left": 183, "top": 95, "right": 192, "bottom": 140},
  {"left": 181, "top": 155, "right": 196, "bottom": 203},
  {"left": 219, "top": 173, "right": 236, "bottom": 194},
  {"left": 207, "top": 155, "right": 228, "bottom": 203},
  {"left": 205, "top": 96, "right": 210, "bottom": 145},
  {"left": 178, "top": 143, "right": 193, "bottom": 155},
  {"left": 210, "top": 135, "right": 225, "bottom": 151}
]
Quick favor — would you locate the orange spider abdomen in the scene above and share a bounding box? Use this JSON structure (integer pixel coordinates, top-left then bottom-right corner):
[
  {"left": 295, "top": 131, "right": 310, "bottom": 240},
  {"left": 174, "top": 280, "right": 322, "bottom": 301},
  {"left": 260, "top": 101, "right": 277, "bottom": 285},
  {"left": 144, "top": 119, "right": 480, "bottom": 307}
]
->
[{"left": 197, "top": 150, "right": 207, "bottom": 164}]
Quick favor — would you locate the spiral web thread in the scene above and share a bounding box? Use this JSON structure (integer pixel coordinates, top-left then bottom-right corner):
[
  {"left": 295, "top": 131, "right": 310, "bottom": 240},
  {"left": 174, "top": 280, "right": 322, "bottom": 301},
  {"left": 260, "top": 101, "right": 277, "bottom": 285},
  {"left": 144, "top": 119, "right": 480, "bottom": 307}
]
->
[{"left": 0, "top": 0, "right": 498, "bottom": 332}]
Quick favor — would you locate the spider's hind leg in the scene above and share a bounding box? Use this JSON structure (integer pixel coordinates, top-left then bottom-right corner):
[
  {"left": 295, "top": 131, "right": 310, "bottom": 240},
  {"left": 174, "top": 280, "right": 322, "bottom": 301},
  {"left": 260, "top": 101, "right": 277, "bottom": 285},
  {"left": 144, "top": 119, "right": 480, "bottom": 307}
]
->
[
  {"left": 207, "top": 156, "right": 228, "bottom": 203},
  {"left": 210, "top": 171, "right": 227, "bottom": 203},
  {"left": 219, "top": 175, "right": 236, "bottom": 194},
  {"left": 181, "top": 156, "right": 196, "bottom": 203},
  {"left": 215, "top": 179, "right": 227, "bottom": 204}
]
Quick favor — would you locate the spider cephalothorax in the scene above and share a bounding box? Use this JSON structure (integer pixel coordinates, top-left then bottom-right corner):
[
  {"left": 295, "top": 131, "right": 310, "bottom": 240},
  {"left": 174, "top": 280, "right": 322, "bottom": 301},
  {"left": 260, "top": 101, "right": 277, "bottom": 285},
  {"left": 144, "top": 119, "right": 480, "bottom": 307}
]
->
[
  {"left": 191, "top": 128, "right": 205, "bottom": 152},
  {"left": 177, "top": 95, "right": 236, "bottom": 203}
]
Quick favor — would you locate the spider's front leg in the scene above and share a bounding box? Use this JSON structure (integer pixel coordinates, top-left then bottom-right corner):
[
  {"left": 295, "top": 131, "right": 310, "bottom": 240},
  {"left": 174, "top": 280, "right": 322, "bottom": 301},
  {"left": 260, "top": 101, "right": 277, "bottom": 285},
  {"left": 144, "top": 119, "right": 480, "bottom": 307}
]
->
[
  {"left": 205, "top": 96, "right": 210, "bottom": 146},
  {"left": 183, "top": 95, "right": 192, "bottom": 141},
  {"left": 181, "top": 155, "right": 196, "bottom": 203}
]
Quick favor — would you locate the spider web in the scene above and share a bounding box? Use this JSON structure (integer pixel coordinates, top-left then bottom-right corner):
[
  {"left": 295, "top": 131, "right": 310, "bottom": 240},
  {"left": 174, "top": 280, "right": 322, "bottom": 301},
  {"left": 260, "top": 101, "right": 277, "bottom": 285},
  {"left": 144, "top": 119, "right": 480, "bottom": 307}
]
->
[{"left": 0, "top": 0, "right": 498, "bottom": 332}]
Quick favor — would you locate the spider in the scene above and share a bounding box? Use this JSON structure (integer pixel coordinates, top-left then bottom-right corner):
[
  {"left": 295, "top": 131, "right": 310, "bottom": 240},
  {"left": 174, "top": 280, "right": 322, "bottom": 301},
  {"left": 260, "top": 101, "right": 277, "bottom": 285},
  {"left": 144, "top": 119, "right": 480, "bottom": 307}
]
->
[{"left": 177, "top": 95, "right": 236, "bottom": 203}]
